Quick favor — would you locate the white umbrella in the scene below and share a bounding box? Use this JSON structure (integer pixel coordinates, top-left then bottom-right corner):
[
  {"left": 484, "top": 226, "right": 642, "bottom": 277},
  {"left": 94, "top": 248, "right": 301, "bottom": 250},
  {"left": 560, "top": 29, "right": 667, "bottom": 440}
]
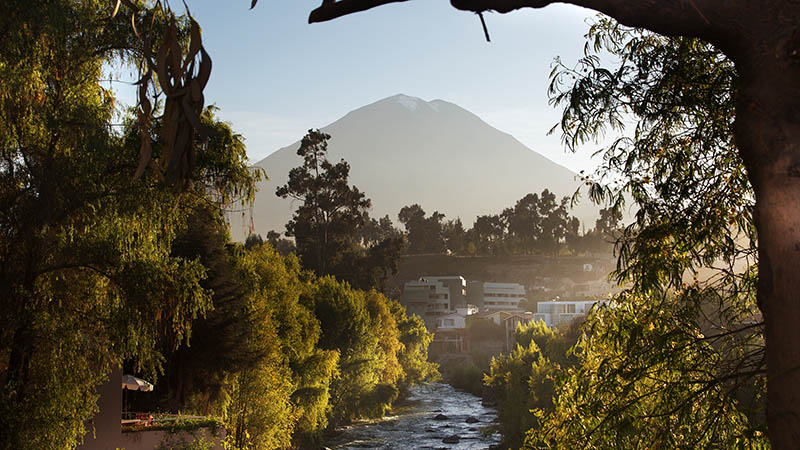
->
[{"left": 121, "top": 374, "right": 154, "bottom": 392}]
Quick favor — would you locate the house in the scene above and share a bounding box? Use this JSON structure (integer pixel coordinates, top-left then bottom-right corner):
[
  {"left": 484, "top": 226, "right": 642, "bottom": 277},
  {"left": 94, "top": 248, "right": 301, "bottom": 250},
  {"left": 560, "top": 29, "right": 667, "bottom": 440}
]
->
[
  {"left": 533, "top": 299, "right": 608, "bottom": 328},
  {"left": 434, "top": 313, "right": 467, "bottom": 330},
  {"left": 455, "top": 304, "right": 479, "bottom": 316},
  {"left": 476, "top": 310, "right": 535, "bottom": 327}
]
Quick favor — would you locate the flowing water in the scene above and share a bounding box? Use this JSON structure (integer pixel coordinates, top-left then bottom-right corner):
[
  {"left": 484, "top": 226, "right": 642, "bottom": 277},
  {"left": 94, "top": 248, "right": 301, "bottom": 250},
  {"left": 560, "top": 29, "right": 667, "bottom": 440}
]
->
[{"left": 326, "top": 383, "right": 502, "bottom": 449}]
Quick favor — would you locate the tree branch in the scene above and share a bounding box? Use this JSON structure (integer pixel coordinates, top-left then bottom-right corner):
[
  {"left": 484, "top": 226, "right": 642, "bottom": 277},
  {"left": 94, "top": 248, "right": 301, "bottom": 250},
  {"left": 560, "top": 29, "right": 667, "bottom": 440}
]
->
[
  {"left": 308, "top": 0, "right": 739, "bottom": 52},
  {"left": 309, "top": 0, "right": 411, "bottom": 23}
]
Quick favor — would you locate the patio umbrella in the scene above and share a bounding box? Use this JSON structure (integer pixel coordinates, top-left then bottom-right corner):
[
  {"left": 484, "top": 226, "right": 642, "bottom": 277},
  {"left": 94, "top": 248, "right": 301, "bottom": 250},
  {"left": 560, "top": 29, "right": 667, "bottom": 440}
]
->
[
  {"left": 122, "top": 374, "right": 153, "bottom": 417},
  {"left": 121, "top": 374, "right": 154, "bottom": 392}
]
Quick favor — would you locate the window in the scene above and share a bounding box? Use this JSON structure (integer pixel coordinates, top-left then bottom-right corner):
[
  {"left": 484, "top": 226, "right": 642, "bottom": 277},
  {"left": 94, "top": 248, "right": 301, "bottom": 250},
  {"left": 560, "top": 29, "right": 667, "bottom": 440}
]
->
[{"left": 444, "top": 319, "right": 455, "bottom": 327}]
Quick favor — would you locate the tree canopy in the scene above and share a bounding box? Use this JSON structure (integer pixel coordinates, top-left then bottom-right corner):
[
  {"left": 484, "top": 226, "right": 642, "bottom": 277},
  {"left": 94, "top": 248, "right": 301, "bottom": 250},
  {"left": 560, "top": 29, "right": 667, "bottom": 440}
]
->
[{"left": 277, "top": 129, "right": 402, "bottom": 291}]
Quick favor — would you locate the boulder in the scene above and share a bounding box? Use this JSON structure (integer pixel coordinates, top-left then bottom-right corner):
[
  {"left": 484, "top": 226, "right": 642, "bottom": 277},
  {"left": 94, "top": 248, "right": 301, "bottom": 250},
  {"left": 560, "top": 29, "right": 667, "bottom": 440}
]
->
[{"left": 442, "top": 435, "right": 461, "bottom": 444}]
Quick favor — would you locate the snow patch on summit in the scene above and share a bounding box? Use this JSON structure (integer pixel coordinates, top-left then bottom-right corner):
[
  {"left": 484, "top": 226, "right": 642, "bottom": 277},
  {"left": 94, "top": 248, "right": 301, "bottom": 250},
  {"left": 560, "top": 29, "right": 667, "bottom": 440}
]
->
[{"left": 395, "top": 95, "right": 423, "bottom": 112}]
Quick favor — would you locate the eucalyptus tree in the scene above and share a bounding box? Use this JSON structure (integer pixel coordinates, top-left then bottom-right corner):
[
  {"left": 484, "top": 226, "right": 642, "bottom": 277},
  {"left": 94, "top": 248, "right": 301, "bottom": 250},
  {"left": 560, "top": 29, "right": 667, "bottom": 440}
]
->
[
  {"left": 398, "top": 204, "right": 447, "bottom": 254},
  {"left": 529, "top": 19, "right": 767, "bottom": 448},
  {"left": 277, "top": 129, "right": 401, "bottom": 290}
]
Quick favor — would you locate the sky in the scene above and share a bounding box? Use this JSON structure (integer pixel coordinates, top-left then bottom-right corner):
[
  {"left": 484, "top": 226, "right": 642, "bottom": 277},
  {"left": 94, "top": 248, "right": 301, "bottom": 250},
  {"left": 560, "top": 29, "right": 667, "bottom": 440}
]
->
[{"left": 114, "top": 0, "right": 606, "bottom": 173}]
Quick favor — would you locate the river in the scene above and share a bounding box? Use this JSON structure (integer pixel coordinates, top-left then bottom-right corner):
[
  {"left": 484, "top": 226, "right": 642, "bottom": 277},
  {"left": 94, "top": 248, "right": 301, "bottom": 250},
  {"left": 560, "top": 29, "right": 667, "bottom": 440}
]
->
[{"left": 326, "top": 383, "right": 503, "bottom": 449}]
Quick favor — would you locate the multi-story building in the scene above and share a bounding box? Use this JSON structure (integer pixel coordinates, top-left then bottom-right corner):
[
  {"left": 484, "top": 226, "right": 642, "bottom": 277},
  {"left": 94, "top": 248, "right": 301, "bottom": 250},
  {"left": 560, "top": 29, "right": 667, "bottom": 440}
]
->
[
  {"left": 482, "top": 282, "right": 527, "bottom": 311},
  {"left": 401, "top": 276, "right": 467, "bottom": 329},
  {"left": 425, "top": 276, "right": 467, "bottom": 309}
]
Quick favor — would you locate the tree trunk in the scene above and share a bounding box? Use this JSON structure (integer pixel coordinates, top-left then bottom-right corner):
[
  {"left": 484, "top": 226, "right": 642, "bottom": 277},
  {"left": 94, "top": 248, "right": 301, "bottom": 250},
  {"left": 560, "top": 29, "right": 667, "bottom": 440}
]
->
[{"left": 736, "top": 45, "right": 800, "bottom": 448}]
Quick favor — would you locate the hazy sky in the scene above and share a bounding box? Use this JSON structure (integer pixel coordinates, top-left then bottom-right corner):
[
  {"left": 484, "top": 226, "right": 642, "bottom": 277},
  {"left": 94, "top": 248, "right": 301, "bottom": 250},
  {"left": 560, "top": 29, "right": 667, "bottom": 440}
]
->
[{"left": 115, "top": 1, "right": 605, "bottom": 173}]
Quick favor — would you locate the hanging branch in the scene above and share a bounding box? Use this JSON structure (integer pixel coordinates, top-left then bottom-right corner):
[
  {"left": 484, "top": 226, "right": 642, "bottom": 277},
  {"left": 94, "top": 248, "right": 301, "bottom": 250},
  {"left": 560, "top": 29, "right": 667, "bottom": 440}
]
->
[
  {"left": 115, "top": 2, "right": 213, "bottom": 188},
  {"left": 478, "top": 12, "right": 490, "bottom": 42}
]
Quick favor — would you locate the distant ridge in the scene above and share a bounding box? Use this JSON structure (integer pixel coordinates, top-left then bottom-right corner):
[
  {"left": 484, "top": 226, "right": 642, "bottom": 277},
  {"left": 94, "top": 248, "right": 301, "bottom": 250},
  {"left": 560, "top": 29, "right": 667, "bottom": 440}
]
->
[{"left": 230, "top": 94, "right": 597, "bottom": 240}]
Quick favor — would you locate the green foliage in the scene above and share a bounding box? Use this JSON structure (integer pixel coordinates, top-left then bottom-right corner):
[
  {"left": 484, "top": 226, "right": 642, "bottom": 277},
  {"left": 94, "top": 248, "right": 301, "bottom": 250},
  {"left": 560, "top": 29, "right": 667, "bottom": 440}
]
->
[
  {"left": 438, "top": 359, "right": 485, "bottom": 396},
  {"left": 277, "top": 129, "right": 401, "bottom": 291},
  {"left": 399, "top": 189, "right": 593, "bottom": 257},
  {"left": 156, "top": 436, "right": 217, "bottom": 450},
  {"left": 487, "top": 342, "right": 556, "bottom": 450},
  {"left": 123, "top": 417, "right": 224, "bottom": 434},
  {"left": 159, "top": 209, "right": 264, "bottom": 412},
  {"left": 390, "top": 302, "right": 439, "bottom": 391},
  {"left": 518, "top": 17, "right": 766, "bottom": 450},
  {"left": 485, "top": 320, "right": 579, "bottom": 449},
  {"left": 304, "top": 278, "right": 391, "bottom": 424},
  {"left": 0, "top": 2, "right": 256, "bottom": 448},
  {"left": 223, "top": 338, "right": 296, "bottom": 450},
  {"left": 530, "top": 296, "right": 766, "bottom": 449},
  {"left": 0, "top": 5, "right": 437, "bottom": 449},
  {"left": 398, "top": 204, "right": 446, "bottom": 254}
]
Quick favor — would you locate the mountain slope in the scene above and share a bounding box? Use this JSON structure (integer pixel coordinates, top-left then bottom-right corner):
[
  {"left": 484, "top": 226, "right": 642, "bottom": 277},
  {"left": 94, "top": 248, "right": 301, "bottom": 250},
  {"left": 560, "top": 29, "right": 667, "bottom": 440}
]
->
[{"left": 230, "top": 94, "right": 596, "bottom": 240}]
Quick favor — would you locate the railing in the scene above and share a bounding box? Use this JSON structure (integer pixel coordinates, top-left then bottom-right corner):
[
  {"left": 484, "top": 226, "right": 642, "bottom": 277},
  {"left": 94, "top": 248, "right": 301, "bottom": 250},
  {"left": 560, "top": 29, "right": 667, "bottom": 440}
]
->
[{"left": 121, "top": 412, "right": 209, "bottom": 429}]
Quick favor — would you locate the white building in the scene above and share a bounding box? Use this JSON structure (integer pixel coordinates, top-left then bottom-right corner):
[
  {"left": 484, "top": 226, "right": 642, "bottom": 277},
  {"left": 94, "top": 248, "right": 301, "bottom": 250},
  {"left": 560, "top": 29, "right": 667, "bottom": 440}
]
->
[
  {"left": 482, "top": 282, "right": 527, "bottom": 310},
  {"left": 434, "top": 313, "right": 467, "bottom": 330},
  {"left": 534, "top": 300, "right": 607, "bottom": 328}
]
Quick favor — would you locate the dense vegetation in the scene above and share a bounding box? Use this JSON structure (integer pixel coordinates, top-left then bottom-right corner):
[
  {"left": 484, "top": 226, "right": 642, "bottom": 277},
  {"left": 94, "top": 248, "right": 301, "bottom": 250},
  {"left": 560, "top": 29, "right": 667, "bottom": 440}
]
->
[
  {"left": 481, "top": 17, "right": 768, "bottom": 450},
  {"left": 0, "top": 2, "right": 436, "bottom": 449},
  {"left": 396, "top": 196, "right": 619, "bottom": 257}
]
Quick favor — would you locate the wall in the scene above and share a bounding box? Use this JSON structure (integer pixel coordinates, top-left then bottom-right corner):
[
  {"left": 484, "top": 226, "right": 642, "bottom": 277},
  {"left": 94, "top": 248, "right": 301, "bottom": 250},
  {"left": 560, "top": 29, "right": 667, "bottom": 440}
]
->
[{"left": 78, "top": 369, "right": 224, "bottom": 450}]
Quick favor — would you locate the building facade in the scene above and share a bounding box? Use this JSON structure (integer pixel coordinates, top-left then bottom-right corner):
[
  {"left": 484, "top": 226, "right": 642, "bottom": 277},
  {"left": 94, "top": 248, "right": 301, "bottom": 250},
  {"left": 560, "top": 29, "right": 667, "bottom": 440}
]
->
[
  {"left": 401, "top": 276, "right": 467, "bottom": 329},
  {"left": 482, "top": 282, "right": 527, "bottom": 311},
  {"left": 533, "top": 300, "right": 607, "bottom": 328}
]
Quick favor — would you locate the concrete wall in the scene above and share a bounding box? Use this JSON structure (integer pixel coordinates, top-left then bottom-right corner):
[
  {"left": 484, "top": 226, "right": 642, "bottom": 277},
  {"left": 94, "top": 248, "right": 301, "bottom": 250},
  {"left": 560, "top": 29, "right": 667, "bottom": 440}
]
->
[
  {"left": 80, "top": 366, "right": 122, "bottom": 450},
  {"left": 120, "top": 428, "right": 225, "bottom": 450}
]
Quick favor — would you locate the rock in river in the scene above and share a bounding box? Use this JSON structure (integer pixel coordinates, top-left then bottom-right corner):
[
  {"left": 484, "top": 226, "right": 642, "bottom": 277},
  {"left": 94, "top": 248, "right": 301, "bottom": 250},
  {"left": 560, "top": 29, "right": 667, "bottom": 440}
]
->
[{"left": 442, "top": 435, "right": 460, "bottom": 444}]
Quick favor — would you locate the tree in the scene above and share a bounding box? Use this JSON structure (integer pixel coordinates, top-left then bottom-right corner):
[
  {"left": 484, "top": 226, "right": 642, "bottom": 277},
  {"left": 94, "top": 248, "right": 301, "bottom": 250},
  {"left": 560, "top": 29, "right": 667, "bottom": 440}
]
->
[
  {"left": 291, "top": 1, "right": 800, "bottom": 446},
  {"left": 486, "top": 320, "right": 579, "bottom": 450},
  {"left": 277, "top": 129, "right": 370, "bottom": 275},
  {"left": 442, "top": 218, "right": 468, "bottom": 254},
  {"left": 388, "top": 301, "right": 439, "bottom": 392},
  {"left": 0, "top": 2, "right": 258, "bottom": 447},
  {"left": 265, "top": 230, "right": 297, "bottom": 255},
  {"left": 529, "top": 19, "right": 767, "bottom": 449},
  {"left": 535, "top": 189, "right": 570, "bottom": 255},
  {"left": 398, "top": 204, "right": 447, "bottom": 254},
  {"left": 504, "top": 193, "right": 542, "bottom": 254},
  {"left": 242, "top": 244, "right": 339, "bottom": 445},
  {"left": 162, "top": 208, "right": 263, "bottom": 412},
  {"left": 473, "top": 214, "right": 506, "bottom": 255},
  {"left": 277, "top": 129, "right": 399, "bottom": 290}
]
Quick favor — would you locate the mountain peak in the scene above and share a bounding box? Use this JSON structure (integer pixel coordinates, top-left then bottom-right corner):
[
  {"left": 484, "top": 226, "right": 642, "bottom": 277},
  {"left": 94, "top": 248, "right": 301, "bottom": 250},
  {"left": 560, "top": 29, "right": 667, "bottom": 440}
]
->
[
  {"left": 235, "top": 94, "right": 596, "bottom": 241},
  {"left": 372, "top": 93, "right": 431, "bottom": 112}
]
